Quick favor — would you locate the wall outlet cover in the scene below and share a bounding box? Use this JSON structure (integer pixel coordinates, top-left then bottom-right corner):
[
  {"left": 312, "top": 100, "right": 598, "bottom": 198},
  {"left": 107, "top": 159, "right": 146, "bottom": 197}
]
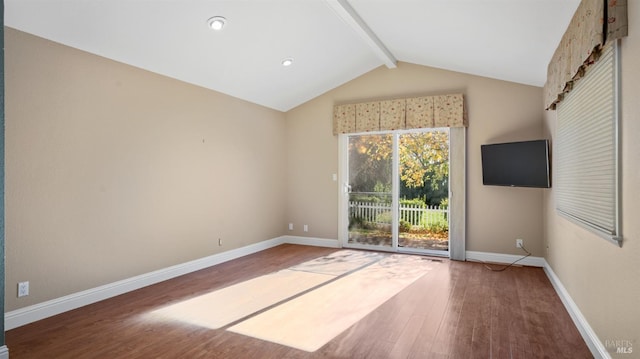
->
[{"left": 18, "top": 281, "right": 29, "bottom": 297}]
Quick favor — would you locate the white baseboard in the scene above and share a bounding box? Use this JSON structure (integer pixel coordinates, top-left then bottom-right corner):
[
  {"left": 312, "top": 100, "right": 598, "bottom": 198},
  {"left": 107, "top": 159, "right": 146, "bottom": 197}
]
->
[
  {"left": 5, "top": 236, "right": 288, "bottom": 330},
  {"left": 0, "top": 345, "right": 8, "bottom": 359},
  {"left": 4, "top": 235, "right": 340, "bottom": 330},
  {"left": 542, "top": 260, "right": 609, "bottom": 359},
  {"left": 465, "top": 250, "right": 545, "bottom": 267},
  {"left": 282, "top": 235, "right": 341, "bottom": 248}
]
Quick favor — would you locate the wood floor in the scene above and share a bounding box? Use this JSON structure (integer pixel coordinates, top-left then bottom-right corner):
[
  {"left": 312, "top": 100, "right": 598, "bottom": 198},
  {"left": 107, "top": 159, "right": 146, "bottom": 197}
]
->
[{"left": 6, "top": 244, "right": 591, "bottom": 358}]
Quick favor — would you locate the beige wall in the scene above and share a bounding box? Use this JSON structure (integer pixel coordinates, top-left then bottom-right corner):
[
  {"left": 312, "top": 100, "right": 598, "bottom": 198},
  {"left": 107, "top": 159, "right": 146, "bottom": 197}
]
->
[
  {"left": 9, "top": 7, "right": 636, "bottom": 351},
  {"left": 542, "top": 3, "right": 640, "bottom": 356},
  {"left": 4, "top": 28, "right": 287, "bottom": 311},
  {"left": 285, "top": 62, "right": 546, "bottom": 256}
]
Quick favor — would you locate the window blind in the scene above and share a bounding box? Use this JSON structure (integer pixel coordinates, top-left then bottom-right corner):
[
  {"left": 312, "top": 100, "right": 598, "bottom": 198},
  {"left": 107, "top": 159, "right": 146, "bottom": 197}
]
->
[{"left": 555, "top": 42, "right": 620, "bottom": 245}]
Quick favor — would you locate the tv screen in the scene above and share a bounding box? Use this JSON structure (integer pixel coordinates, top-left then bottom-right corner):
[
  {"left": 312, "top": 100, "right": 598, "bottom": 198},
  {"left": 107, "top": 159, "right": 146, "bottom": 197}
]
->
[{"left": 481, "top": 139, "right": 550, "bottom": 188}]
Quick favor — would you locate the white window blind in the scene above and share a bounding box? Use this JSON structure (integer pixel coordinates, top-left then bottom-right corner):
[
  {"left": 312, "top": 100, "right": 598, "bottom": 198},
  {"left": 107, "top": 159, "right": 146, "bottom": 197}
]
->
[{"left": 555, "top": 42, "right": 621, "bottom": 245}]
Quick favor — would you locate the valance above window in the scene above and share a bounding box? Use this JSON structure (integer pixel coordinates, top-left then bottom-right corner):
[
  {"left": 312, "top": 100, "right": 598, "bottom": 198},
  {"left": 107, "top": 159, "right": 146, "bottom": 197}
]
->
[
  {"left": 544, "top": 0, "right": 627, "bottom": 110},
  {"left": 333, "top": 93, "right": 466, "bottom": 135}
]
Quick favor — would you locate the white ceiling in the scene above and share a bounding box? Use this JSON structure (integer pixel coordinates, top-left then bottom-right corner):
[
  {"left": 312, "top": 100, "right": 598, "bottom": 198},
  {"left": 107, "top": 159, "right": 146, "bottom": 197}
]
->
[{"left": 5, "top": 0, "right": 580, "bottom": 112}]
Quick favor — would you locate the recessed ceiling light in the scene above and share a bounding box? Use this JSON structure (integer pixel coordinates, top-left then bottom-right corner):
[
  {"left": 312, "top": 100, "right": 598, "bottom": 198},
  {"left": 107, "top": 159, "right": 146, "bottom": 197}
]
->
[
  {"left": 282, "top": 58, "right": 294, "bottom": 67},
  {"left": 207, "top": 16, "right": 226, "bottom": 31}
]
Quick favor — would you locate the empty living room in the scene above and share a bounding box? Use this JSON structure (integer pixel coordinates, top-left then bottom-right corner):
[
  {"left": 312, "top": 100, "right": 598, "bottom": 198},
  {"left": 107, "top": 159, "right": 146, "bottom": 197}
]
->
[{"left": 1, "top": 1, "right": 638, "bottom": 358}]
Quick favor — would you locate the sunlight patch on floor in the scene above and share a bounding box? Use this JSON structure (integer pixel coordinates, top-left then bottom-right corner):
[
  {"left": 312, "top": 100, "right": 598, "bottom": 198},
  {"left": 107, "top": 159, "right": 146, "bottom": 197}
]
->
[
  {"left": 148, "top": 269, "right": 333, "bottom": 329},
  {"left": 229, "top": 254, "right": 432, "bottom": 352},
  {"left": 145, "top": 250, "right": 431, "bottom": 352},
  {"left": 146, "top": 250, "right": 383, "bottom": 329}
]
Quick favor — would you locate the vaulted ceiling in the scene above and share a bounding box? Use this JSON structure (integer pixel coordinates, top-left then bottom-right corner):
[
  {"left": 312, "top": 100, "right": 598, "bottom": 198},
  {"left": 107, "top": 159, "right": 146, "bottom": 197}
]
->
[{"left": 5, "top": 0, "right": 580, "bottom": 111}]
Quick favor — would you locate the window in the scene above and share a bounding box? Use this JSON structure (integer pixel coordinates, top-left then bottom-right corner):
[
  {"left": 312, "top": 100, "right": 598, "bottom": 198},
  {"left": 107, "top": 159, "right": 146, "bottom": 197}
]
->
[{"left": 555, "top": 41, "right": 621, "bottom": 246}]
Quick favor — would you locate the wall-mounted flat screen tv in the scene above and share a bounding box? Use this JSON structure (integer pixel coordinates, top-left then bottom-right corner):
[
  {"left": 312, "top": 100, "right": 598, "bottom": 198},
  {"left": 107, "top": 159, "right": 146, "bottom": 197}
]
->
[{"left": 481, "top": 139, "right": 551, "bottom": 188}]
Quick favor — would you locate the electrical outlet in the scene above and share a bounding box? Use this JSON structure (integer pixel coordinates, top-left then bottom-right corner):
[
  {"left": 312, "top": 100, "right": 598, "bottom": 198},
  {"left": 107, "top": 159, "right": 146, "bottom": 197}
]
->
[
  {"left": 516, "top": 239, "right": 523, "bottom": 248},
  {"left": 218, "top": 238, "right": 223, "bottom": 246},
  {"left": 303, "top": 224, "right": 309, "bottom": 232},
  {"left": 18, "top": 281, "right": 29, "bottom": 297},
  {"left": 288, "top": 223, "right": 293, "bottom": 231}
]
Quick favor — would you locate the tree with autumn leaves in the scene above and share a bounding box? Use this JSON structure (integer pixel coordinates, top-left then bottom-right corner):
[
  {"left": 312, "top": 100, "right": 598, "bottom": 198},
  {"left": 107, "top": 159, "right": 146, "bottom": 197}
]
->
[{"left": 348, "top": 131, "right": 449, "bottom": 206}]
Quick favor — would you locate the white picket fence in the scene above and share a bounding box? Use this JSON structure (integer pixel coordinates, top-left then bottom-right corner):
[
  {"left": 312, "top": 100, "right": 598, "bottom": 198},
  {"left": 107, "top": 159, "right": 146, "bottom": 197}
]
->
[{"left": 349, "top": 201, "right": 448, "bottom": 227}]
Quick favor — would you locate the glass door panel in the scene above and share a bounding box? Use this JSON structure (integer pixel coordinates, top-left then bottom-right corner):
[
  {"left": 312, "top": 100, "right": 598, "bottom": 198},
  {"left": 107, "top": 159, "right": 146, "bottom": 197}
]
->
[
  {"left": 397, "top": 131, "right": 449, "bottom": 253},
  {"left": 347, "top": 134, "right": 393, "bottom": 249}
]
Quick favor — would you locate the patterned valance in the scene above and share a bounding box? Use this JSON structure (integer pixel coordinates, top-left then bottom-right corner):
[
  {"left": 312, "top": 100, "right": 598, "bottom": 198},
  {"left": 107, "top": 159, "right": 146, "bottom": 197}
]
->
[
  {"left": 544, "top": 0, "right": 628, "bottom": 110},
  {"left": 333, "top": 93, "right": 466, "bottom": 135}
]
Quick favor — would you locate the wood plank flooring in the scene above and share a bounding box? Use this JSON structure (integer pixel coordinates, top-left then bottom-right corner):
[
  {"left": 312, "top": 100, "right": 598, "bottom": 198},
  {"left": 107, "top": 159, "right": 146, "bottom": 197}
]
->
[{"left": 6, "top": 244, "right": 592, "bottom": 358}]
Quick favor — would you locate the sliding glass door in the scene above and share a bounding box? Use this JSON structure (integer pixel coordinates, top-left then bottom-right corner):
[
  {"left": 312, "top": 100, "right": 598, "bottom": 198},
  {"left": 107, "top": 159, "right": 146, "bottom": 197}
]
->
[
  {"left": 397, "top": 131, "right": 449, "bottom": 253},
  {"left": 341, "top": 129, "right": 450, "bottom": 256},
  {"left": 346, "top": 133, "right": 394, "bottom": 250}
]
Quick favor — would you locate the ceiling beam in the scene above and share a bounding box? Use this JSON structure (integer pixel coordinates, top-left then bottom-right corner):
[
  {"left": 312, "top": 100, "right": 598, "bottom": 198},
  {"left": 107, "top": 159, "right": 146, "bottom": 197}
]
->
[{"left": 325, "top": 0, "right": 397, "bottom": 69}]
